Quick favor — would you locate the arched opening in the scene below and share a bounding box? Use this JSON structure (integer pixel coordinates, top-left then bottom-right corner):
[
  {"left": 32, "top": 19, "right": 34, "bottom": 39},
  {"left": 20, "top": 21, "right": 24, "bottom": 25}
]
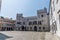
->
[
  {"left": 21, "top": 26, "right": 25, "bottom": 31},
  {"left": 34, "top": 26, "right": 37, "bottom": 31},
  {"left": 24, "top": 27, "right": 26, "bottom": 31},
  {"left": 10, "top": 27, "right": 14, "bottom": 31},
  {"left": 7, "top": 27, "right": 10, "bottom": 31}
]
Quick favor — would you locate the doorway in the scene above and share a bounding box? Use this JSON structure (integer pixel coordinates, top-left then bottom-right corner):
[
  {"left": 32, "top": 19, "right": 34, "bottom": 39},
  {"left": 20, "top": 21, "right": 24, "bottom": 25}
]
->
[
  {"left": 34, "top": 26, "right": 37, "bottom": 31},
  {"left": 21, "top": 26, "right": 25, "bottom": 31}
]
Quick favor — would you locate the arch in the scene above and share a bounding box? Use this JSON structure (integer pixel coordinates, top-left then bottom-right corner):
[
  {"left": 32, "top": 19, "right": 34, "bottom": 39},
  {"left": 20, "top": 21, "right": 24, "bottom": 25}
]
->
[
  {"left": 34, "top": 26, "right": 37, "bottom": 31},
  {"left": 21, "top": 26, "right": 25, "bottom": 31}
]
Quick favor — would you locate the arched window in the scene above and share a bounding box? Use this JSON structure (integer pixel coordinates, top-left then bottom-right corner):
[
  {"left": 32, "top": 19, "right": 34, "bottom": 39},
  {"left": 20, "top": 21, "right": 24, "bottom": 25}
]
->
[
  {"left": 38, "top": 21, "right": 42, "bottom": 25},
  {"left": 39, "top": 27, "right": 41, "bottom": 29},
  {"left": 29, "top": 22, "right": 32, "bottom": 25},
  {"left": 17, "top": 22, "right": 21, "bottom": 25},
  {"left": 43, "top": 27, "right": 45, "bottom": 30},
  {"left": 33, "top": 21, "right": 37, "bottom": 25},
  {"left": 34, "top": 26, "right": 37, "bottom": 31}
]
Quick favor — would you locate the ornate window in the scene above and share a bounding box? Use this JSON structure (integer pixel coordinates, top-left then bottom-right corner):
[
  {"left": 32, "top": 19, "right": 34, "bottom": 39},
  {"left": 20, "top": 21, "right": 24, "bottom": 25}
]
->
[
  {"left": 39, "top": 27, "right": 41, "bottom": 29},
  {"left": 29, "top": 22, "right": 32, "bottom": 25},
  {"left": 33, "top": 21, "right": 37, "bottom": 25},
  {"left": 38, "top": 21, "right": 42, "bottom": 25},
  {"left": 43, "top": 27, "right": 45, "bottom": 30},
  {"left": 17, "top": 22, "right": 21, "bottom": 25}
]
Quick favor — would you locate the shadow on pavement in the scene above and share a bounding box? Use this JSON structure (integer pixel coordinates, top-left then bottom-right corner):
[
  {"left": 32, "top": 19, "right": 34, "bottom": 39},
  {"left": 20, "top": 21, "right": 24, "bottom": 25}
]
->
[{"left": 0, "top": 33, "right": 13, "bottom": 40}]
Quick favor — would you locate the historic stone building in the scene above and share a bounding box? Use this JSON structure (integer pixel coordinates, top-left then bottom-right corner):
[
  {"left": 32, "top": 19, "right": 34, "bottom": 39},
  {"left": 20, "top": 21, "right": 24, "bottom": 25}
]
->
[
  {"left": 0, "top": 17, "right": 15, "bottom": 31},
  {"left": 16, "top": 8, "right": 50, "bottom": 32},
  {"left": 49, "top": 0, "right": 60, "bottom": 37}
]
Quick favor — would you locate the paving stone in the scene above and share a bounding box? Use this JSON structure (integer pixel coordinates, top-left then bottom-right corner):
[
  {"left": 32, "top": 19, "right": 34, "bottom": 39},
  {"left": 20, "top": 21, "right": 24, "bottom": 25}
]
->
[{"left": 0, "top": 31, "right": 60, "bottom": 40}]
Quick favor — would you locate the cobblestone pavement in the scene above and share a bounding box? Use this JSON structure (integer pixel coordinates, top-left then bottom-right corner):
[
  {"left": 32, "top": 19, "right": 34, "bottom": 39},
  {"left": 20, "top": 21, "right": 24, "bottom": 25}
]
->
[{"left": 0, "top": 31, "right": 59, "bottom": 40}]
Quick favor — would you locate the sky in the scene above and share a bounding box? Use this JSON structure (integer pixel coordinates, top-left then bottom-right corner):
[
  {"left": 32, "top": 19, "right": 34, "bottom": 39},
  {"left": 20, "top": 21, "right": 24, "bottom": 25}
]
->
[{"left": 0, "top": 0, "right": 50, "bottom": 19}]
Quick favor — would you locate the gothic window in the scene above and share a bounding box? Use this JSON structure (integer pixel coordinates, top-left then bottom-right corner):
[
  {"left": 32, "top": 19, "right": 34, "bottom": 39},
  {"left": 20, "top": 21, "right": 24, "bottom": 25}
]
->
[
  {"left": 43, "top": 27, "right": 45, "bottom": 30},
  {"left": 38, "top": 21, "right": 42, "bottom": 25},
  {"left": 33, "top": 21, "right": 37, "bottom": 25},
  {"left": 39, "top": 27, "right": 41, "bottom": 29},
  {"left": 17, "top": 22, "right": 21, "bottom": 25},
  {"left": 29, "top": 22, "right": 32, "bottom": 25}
]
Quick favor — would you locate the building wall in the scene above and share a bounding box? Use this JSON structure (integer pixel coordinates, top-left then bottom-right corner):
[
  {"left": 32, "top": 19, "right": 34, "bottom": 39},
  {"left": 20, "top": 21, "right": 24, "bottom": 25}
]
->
[
  {"left": 0, "top": 17, "right": 15, "bottom": 31},
  {"left": 50, "top": 0, "right": 60, "bottom": 37},
  {"left": 16, "top": 8, "right": 50, "bottom": 32}
]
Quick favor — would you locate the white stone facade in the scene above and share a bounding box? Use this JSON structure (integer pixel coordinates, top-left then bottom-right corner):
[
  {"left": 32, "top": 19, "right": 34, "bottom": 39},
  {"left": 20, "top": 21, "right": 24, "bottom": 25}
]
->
[
  {"left": 16, "top": 8, "right": 50, "bottom": 32},
  {"left": 49, "top": 0, "right": 60, "bottom": 37}
]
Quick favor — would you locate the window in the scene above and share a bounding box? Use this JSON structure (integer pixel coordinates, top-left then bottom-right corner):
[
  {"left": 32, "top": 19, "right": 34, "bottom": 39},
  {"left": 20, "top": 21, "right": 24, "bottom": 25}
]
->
[
  {"left": 39, "top": 27, "right": 41, "bottom": 29},
  {"left": 23, "top": 22, "right": 25, "bottom": 25},
  {"left": 38, "top": 21, "right": 42, "bottom": 25},
  {"left": 41, "top": 15, "right": 43, "bottom": 17},
  {"left": 43, "top": 27, "right": 45, "bottom": 30},
  {"left": 6, "top": 24, "right": 13, "bottom": 26},
  {"left": 33, "top": 21, "right": 37, "bottom": 25},
  {"left": 29, "top": 22, "right": 32, "bottom": 25},
  {"left": 17, "top": 22, "right": 21, "bottom": 24}
]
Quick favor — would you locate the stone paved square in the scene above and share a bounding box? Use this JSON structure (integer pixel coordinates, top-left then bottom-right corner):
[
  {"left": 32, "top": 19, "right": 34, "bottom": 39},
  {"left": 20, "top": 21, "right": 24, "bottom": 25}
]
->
[{"left": 0, "top": 31, "right": 59, "bottom": 40}]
